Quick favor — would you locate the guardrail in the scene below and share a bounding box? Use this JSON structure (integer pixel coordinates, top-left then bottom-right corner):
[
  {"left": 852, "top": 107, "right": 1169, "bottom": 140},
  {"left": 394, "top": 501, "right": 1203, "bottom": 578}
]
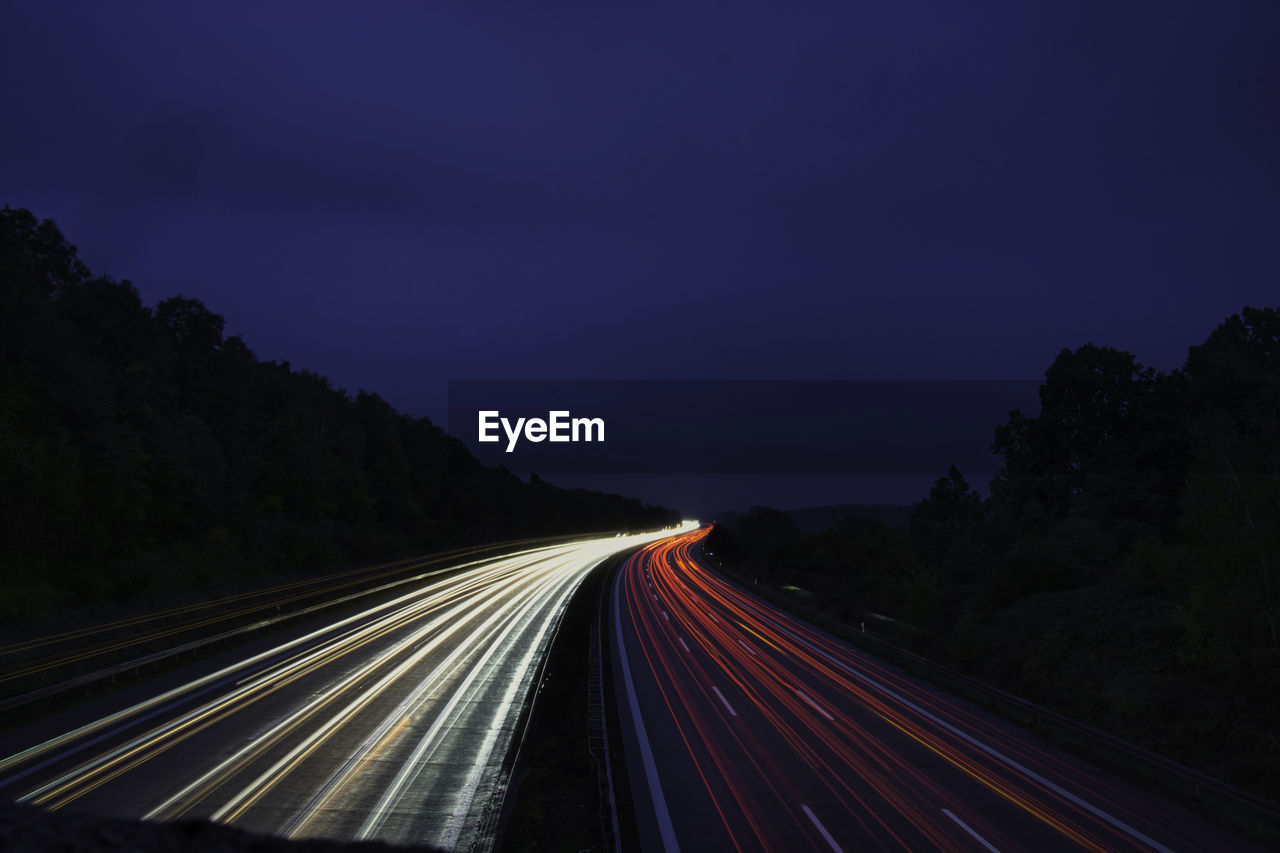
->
[
  {"left": 492, "top": 545, "right": 647, "bottom": 853},
  {"left": 0, "top": 531, "right": 620, "bottom": 720},
  {"left": 708, "top": 554, "right": 1280, "bottom": 846},
  {"left": 587, "top": 552, "right": 625, "bottom": 853}
]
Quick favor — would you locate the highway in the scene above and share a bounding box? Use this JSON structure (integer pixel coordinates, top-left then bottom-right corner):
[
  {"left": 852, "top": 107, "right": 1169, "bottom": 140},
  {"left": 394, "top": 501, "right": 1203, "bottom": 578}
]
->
[
  {"left": 0, "top": 528, "right": 689, "bottom": 851},
  {"left": 0, "top": 537, "right": 579, "bottom": 697},
  {"left": 610, "top": 526, "right": 1264, "bottom": 852}
]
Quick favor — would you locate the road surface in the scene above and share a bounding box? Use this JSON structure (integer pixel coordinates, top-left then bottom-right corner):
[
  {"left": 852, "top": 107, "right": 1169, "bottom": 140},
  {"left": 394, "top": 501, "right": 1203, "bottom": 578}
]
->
[
  {"left": 610, "top": 526, "right": 1265, "bottom": 852},
  {"left": 0, "top": 527, "right": 690, "bottom": 851}
]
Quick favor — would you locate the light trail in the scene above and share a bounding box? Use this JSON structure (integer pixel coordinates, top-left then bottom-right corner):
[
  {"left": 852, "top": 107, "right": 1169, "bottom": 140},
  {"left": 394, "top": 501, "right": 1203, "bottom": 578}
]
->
[
  {"left": 614, "top": 526, "right": 1257, "bottom": 851},
  {"left": 0, "top": 526, "right": 693, "bottom": 851},
  {"left": 0, "top": 540, "right": 556, "bottom": 685}
]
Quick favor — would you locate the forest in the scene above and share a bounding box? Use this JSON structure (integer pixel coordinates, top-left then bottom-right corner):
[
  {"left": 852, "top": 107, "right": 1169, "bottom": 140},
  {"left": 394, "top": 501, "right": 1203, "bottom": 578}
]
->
[
  {"left": 710, "top": 306, "right": 1280, "bottom": 802},
  {"left": 0, "top": 206, "right": 677, "bottom": 630}
]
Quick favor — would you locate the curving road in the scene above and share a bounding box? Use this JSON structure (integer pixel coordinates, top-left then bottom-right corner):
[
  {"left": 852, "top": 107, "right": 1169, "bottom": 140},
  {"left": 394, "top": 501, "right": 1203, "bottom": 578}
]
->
[
  {"left": 0, "top": 528, "right": 690, "bottom": 851},
  {"left": 611, "top": 526, "right": 1265, "bottom": 852}
]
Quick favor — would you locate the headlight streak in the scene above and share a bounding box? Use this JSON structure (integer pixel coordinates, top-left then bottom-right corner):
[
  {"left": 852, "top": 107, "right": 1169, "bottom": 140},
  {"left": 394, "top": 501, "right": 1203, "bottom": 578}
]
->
[
  {"left": 0, "top": 552, "right": 440, "bottom": 658},
  {"left": 285, "top": 710, "right": 414, "bottom": 840},
  {"left": 353, "top": 556, "right": 580, "bottom": 840},
  {"left": 435, "top": 561, "right": 590, "bottom": 853},
  {"left": 27, "top": 554, "right": 546, "bottom": 813},
  {"left": 170, "top": 562, "right": 560, "bottom": 825},
  {"left": 0, "top": 542, "right": 569, "bottom": 783},
  {"left": 618, "top": 528, "right": 1234, "bottom": 852},
  {"left": 0, "top": 543, "right": 541, "bottom": 684},
  {"left": 1, "top": 525, "right": 695, "bottom": 850}
]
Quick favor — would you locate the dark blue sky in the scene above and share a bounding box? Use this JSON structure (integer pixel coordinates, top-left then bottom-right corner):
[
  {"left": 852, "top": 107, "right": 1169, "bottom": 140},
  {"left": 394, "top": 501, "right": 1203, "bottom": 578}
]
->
[{"left": 2, "top": 3, "right": 1277, "bottom": 509}]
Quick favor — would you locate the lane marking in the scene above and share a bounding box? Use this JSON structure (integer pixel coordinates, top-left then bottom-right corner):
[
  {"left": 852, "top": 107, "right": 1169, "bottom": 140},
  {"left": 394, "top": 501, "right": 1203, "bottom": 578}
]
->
[
  {"left": 711, "top": 686, "right": 737, "bottom": 717},
  {"left": 6, "top": 534, "right": 696, "bottom": 826},
  {"left": 761, "top": 616, "right": 1175, "bottom": 853},
  {"left": 614, "top": 568, "right": 682, "bottom": 853},
  {"left": 942, "top": 808, "right": 1001, "bottom": 853},
  {"left": 795, "top": 689, "right": 834, "bottom": 721},
  {"left": 678, "top": 638, "right": 690, "bottom": 653},
  {"left": 438, "top": 568, "right": 582, "bottom": 850},
  {"left": 0, "top": 543, "right": 585, "bottom": 784},
  {"left": 801, "top": 804, "right": 843, "bottom": 853},
  {"left": 289, "top": 712, "right": 413, "bottom": 837},
  {"left": 737, "top": 639, "right": 757, "bottom": 656},
  {"left": 663, "top": 611, "right": 670, "bottom": 621},
  {"left": 222, "top": 563, "right": 571, "bottom": 827}
]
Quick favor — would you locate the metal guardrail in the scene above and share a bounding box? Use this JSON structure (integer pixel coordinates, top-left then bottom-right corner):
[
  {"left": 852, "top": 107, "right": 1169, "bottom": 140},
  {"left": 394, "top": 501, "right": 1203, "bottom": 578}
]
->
[
  {"left": 587, "top": 553, "right": 624, "bottom": 853},
  {"left": 709, "top": 556, "right": 1280, "bottom": 846},
  {"left": 0, "top": 554, "right": 476, "bottom": 716},
  {"left": 490, "top": 546, "right": 644, "bottom": 853},
  {"left": 477, "top": 581, "right": 575, "bottom": 853},
  {"left": 0, "top": 532, "right": 611, "bottom": 718}
]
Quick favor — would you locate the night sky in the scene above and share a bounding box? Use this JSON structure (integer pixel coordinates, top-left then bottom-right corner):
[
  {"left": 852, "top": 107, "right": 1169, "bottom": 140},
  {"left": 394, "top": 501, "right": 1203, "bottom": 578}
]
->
[{"left": 3, "top": 3, "right": 1277, "bottom": 512}]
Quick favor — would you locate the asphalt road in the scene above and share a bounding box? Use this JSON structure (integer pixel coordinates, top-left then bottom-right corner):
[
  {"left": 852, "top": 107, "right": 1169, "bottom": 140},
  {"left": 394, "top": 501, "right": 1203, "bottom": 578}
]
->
[
  {"left": 610, "top": 526, "right": 1267, "bottom": 852},
  {"left": 0, "top": 528, "right": 690, "bottom": 851}
]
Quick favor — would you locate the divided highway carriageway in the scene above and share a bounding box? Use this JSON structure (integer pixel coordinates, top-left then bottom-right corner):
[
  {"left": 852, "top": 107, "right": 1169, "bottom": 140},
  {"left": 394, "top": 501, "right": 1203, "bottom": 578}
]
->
[
  {"left": 0, "top": 527, "right": 692, "bottom": 851},
  {"left": 609, "top": 525, "right": 1266, "bottom": 852}
]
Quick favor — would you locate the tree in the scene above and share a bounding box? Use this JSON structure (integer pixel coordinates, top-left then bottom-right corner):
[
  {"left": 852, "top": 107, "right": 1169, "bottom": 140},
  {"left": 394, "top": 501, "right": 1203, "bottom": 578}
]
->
[
  {"left": 910, "top": 465, "right": 984, "bottom": 578},
  {"left": 990, "top": 344, "right": 1182, "bottom": 549},
  {"left": 0, "top": 205, "right": 678, "bottom": 624},
  {"left": 1180, "top": 307, "right": 1280, "bottom": 652}
]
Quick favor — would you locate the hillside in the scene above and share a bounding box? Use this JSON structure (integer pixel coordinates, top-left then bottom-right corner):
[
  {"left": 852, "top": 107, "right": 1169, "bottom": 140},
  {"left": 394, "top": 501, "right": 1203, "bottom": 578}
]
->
[{"left": 0, "top": 205, "right": 677, "bottom": 632}]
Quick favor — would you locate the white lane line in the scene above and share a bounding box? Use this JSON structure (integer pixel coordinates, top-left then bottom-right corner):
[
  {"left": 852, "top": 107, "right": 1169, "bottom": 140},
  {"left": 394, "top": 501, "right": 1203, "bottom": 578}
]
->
[
  {"left": 801, "top": 804, "right": 843, "bottom": 853},
  {"left": 711, "top": 686, "right": 737, "bottom": 717},
  {"left": 663, "top": 611, "right": 670, "bottom": 621},
  {"left": 221, "top": 557, "right": 581, "bottom": 828},
  {"left": 614, "top": 569, "right": 682, "bottom": 853},
  {"left": 439, "top": 567, "right": 589, "bottom": 850},
  {"left": 678, "top": 637, "right": 691, "bottom": 653},
  {"left": 737, "top": 638, "right": 757, "bottom": 656},
  {"left": 795, "top": 689, "right": 834, "bottom": 721},
  {"left": 761, "top": 616, "right": 1175, "bottom": 853},
  {"left": 653, "top": 594, "right": 659, "bottom": 601},
  {"left": 0, "top": 548, "right": 543, "bottom": 785},
  {"left": 942, "top": 808, "right": 1001, "bottom": 853},
  {"left": 358, "top": 570, "right": 564, "bottom": 838}
]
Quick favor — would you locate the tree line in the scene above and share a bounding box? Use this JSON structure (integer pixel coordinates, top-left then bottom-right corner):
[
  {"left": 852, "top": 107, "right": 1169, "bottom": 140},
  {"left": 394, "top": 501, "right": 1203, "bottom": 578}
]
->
[
  {"left": 912, "top": 313, "right": 1279, "bottom": 660},
  {"left": 0, "top": 206, "right": 677, "bottom": 625}
]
